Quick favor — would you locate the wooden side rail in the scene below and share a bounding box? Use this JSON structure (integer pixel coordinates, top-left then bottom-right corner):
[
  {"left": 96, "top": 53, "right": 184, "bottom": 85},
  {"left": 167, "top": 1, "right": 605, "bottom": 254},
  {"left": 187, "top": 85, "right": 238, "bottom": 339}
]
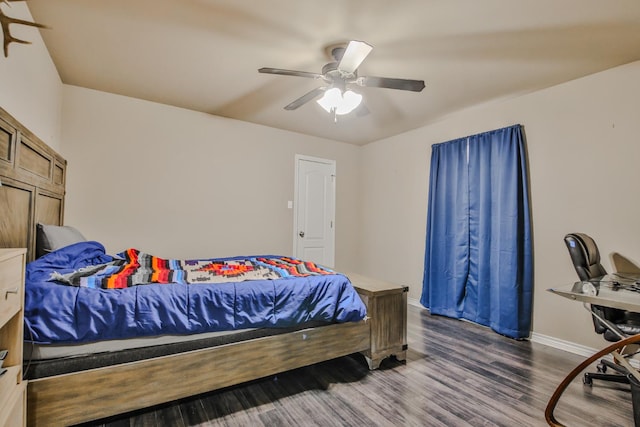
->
[
  {"left": 545, "top": 333, "right": 640, "bottom": 426},
  {"left": 28, "top": 321, "right": 370, "bottom": 426}
]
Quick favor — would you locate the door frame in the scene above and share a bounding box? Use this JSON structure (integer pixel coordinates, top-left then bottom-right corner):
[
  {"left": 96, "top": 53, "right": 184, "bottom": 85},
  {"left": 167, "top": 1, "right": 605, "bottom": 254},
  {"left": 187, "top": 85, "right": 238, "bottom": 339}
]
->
[{"left": 292, "top": 154, "right": 336, "bottom": 266}]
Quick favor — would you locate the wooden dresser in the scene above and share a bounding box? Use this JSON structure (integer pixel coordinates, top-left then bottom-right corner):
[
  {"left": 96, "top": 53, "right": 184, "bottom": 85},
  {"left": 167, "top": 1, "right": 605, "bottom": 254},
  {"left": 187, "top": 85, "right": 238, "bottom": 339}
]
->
[
  {"left": 348, "top": 273, "right": 408, "bottom": 369},
  {"left": 0, "top": 248, "right": 27, "bottom": 427}
]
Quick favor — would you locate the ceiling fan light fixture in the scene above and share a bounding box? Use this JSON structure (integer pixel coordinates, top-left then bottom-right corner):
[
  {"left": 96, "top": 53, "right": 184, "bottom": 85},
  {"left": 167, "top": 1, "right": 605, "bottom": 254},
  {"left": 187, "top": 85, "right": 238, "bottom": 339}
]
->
[
  {"left": 259, "top": 39, "right": 424, "bottom": 115},
  {"left": 317, "top": 87, "right": 342, "bottom": 113},
  {"left": 316, "top": 88, "right": 362, "bottom": 115},
  {"left": 339, "top": 90, "right": 363, "bottom": 115}
]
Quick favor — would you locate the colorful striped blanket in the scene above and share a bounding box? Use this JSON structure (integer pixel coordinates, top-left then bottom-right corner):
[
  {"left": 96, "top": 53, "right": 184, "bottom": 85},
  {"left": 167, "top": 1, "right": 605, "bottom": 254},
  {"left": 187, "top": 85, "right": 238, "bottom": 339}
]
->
[{"left": 50, "top": 248, "right": 334, "bottom": 289}]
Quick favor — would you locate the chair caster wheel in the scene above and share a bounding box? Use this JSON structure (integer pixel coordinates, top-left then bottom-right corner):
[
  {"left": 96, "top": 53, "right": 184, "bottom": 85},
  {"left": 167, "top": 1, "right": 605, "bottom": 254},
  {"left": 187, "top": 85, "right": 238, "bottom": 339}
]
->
[{"left": 583, "top": 374, "right": 593, "bottom": 386}]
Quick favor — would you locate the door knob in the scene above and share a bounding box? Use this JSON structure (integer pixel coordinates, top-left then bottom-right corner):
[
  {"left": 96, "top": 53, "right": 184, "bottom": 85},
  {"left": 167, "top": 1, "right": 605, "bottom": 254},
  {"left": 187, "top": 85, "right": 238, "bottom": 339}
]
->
[{"left": 299, "top": 231, "right": 305, "bottom": 237}]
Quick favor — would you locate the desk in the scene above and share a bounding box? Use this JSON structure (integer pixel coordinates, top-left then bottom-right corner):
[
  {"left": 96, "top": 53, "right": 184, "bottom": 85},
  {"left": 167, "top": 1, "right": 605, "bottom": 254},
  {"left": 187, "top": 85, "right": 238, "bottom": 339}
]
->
[
  {"left": 546, "top": 273, "right": 640, "bottom": 426},
  {"left": 548, "top": 274, "right": 640, "bottom": 312}
]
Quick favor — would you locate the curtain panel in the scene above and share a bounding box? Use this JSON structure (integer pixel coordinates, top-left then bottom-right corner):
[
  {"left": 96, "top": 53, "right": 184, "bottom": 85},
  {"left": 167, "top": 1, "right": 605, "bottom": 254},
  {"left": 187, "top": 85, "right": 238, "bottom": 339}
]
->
[{"left": 420, "top": 125, "right": 533, "bottom": 339}]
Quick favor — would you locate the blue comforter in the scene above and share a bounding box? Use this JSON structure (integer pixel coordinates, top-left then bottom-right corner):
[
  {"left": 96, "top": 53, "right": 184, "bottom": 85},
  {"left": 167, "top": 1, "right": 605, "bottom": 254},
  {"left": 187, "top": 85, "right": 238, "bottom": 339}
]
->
[{"left": 24, "top": 242, "right": 367, "bottom": 344}]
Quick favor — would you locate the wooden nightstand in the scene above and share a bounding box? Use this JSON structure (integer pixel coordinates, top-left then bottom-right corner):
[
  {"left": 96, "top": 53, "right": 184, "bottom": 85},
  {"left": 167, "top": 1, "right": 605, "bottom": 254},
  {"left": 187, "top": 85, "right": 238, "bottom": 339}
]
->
[
  {"left": 346, "top": 272, "right": 408, "bottom": 370},
  {"left": 0, "top": 248, "right": 27, "bottom": 427}
]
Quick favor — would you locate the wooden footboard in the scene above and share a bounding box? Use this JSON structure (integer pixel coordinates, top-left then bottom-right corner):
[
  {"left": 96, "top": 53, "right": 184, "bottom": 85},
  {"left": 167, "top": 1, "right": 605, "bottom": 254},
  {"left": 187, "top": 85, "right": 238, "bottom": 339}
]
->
[{"left": 27, "top": 320, "right": 370, "bottom": 427}]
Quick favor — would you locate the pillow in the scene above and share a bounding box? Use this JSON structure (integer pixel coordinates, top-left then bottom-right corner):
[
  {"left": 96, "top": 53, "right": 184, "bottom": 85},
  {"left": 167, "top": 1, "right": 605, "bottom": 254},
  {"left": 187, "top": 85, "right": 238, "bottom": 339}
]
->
[{"left": 36, "top": 224, "right": 87, "bottom": 258}]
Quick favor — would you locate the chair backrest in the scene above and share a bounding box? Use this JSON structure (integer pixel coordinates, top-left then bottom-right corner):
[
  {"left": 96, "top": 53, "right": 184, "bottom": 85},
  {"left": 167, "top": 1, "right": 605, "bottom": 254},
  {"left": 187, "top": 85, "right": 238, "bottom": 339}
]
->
[
  {"left": 564, "top": 233, "right": 607, "bottom": 281},
  {"left": 564, "top": 233, "right": 619, "bottom": 336}
]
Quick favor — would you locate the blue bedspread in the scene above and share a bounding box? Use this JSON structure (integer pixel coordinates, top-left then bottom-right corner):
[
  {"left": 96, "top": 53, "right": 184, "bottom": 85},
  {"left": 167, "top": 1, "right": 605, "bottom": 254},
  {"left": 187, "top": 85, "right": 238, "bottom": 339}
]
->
[{"left": 24, "top": 242, "right": 367, "bottom": 344}]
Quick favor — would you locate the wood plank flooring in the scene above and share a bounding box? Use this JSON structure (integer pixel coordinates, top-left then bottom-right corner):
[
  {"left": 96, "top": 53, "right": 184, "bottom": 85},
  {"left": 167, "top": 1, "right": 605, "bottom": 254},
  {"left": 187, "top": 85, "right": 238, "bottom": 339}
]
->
[{"left": 77, "top": 305, "right": 635, "bottom": 426}]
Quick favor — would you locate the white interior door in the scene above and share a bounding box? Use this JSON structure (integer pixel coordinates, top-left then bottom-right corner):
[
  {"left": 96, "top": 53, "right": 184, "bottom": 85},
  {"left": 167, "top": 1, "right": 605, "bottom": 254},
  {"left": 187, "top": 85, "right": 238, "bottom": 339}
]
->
[{"left": 293, "top": 155, "right": 336, "bottom": 267}]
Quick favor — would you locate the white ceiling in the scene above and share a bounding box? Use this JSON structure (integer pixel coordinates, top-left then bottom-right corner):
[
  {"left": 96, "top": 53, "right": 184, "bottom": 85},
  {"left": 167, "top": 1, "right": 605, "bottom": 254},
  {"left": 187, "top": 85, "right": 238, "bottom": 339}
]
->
[{"left": 21, "top": 0, "right": 640, "bottom": 145}]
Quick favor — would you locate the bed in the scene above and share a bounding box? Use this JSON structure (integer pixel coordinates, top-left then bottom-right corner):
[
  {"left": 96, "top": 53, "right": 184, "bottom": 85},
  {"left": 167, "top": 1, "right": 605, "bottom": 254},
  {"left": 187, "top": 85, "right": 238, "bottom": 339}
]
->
[{"left": 0, "top": 107, "right": 372, "bottom": 427}]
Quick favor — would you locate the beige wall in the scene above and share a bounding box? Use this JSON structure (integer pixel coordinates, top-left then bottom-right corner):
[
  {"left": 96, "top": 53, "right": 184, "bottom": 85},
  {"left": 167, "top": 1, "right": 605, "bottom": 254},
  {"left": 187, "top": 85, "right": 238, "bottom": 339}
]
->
[
  {"left": 61, "top": 86, "right": 362, "bottom": 270},
  {"left": 0, "top": 2, "right": 62, "bottom": 151},
  {"left": 359, "top": 60, "right": 640, "bottom": 349},
  {"left": 4, "top": 5, "right": 640, "bottom": 351}
]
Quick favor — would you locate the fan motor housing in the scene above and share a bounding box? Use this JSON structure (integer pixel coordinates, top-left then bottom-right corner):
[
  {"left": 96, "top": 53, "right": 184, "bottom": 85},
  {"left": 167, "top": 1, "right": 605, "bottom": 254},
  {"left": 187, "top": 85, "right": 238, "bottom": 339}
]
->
[{"left": 322, "top": 62, "right": 356, "bottom": 82}]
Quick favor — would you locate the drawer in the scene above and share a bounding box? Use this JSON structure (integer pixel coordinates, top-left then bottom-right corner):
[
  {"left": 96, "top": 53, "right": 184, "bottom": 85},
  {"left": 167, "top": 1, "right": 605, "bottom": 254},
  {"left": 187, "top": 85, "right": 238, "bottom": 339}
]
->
[
  {"left": 0, "top": 365, "right": 20, "bottom": 406},
  {"left": 0, "top": 255, "right": 23, "bottom": 319},
  {"left": 0, "top": 380, "right": 26, "bottom": 427}
]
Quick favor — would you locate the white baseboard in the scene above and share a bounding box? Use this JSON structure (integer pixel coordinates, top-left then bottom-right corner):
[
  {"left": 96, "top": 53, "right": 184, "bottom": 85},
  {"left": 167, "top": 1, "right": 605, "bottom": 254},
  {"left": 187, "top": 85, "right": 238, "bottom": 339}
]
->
[
  {"left": 407, "top": 297, "right": 424, "bottom": 308},
  {"left": 530, "top": 332, "right": 598, "bottom": 358},
  {"left": 531, "top": 332, "right": 640, "bottom": 368},
  {"left": 407, "top": 298, "right": 636, "bottom": 366}
]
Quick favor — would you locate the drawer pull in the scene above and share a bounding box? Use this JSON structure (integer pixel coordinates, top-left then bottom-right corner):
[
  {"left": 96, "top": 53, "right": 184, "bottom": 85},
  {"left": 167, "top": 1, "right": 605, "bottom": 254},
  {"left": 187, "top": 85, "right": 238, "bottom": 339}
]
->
[{"left": 5, "top": 288, "right": 18, "bottom": 299}]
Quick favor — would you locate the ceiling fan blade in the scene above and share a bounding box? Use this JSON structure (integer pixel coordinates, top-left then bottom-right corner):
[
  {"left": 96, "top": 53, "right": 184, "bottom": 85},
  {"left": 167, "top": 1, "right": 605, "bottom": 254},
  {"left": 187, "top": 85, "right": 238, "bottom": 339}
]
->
[
  {"left": 284, "top": 87, "right": 326, "bottom": 110},
  {"left": 358, "top": 76, "right": 425, "bottom": 92},
  {"left": 337, "top": 40, "right": 373, "bottom": 74},
  {"left": 259, "top": 67, "right": 323, "bottom": 79}
]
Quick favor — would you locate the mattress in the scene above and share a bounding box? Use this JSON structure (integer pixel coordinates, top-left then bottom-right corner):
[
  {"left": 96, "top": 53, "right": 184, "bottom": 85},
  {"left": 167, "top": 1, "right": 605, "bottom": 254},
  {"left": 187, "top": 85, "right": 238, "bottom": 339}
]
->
[
  {"left": 24, "top": 241, "right": 367, "bottom": 345},
  {"left": 25, "top": 321, "right": 328, "bottom": 379},
  {"left": 28, "top": 327, "right": 256, "bottom": 360}
]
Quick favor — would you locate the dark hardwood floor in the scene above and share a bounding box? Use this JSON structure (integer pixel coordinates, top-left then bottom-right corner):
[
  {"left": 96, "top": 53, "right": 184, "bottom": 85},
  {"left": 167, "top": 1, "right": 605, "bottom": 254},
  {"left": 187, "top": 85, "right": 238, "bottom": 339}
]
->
[{"left": 78, "top": 306, "right": 635, "bottom": 426}]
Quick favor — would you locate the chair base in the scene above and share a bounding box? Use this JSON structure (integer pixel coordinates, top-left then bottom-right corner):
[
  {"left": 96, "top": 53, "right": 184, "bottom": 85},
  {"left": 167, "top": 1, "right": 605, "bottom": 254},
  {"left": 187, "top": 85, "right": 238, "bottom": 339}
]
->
[
  {"left": 584, "top": 372, "right": 630, "bottom": 385},
  {"left": 583, "top": 358, "right": 631, "bottom": 386}
]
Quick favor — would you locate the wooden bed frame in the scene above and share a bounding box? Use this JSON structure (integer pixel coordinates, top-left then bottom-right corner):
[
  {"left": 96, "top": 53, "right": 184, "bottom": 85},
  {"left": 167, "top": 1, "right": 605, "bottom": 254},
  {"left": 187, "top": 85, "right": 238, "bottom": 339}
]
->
[{"left": 0, "top": 107, "right": 373, "bottom": 426}]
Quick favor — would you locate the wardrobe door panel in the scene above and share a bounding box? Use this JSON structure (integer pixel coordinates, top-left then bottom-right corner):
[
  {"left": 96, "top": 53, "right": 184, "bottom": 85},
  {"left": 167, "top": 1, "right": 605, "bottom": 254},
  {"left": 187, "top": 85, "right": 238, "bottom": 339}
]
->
[
  {"left": 0, "top": 179, "right": 34, "bottom": 252},
  {"left": 35, "top": 191, "right": 63, "bottom": 226}
]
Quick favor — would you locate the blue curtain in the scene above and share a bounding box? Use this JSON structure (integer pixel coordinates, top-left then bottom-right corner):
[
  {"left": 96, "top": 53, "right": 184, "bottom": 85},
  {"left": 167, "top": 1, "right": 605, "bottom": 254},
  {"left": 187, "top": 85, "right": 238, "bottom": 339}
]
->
[{"left": 420, "top": 125, "right": 533, "bottom": 339}]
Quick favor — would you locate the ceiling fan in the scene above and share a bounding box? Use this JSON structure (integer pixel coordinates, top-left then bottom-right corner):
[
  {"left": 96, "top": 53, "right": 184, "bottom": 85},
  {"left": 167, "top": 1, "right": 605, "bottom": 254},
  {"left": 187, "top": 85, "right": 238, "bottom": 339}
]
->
[{"left": 258, "top": 40, "right": 425, "bottom": 117}]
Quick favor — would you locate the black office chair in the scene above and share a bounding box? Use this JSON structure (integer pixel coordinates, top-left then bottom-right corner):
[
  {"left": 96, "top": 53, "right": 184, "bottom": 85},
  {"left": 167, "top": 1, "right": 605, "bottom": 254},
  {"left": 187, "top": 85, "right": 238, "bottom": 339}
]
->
[{"left": 564, "top": 233, "right": 640, "bottom": 385}]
